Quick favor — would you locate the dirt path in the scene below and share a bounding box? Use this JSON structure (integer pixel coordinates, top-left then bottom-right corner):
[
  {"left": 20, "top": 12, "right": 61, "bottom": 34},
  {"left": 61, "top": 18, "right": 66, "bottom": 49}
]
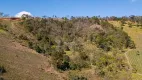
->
[
  {"left": 124, "top": 49, "right": 142, "bottom": 76},
  {"left": 124, "top": 49, "right": 133, "bottom": 70}
]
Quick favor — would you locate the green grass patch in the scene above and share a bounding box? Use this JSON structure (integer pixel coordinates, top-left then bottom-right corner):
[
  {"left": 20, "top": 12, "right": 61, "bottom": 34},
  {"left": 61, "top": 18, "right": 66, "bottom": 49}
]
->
[
  {"left": 127, "top": 50, "right": 142, "bottom": 74},
  {"left": 65, "top": 51, "right": 72, "bottom": 56},
  {"left": 132, "top": 73, "right": 142, "bottom": 80},
  {"left": 0, "top": 29, "right": 7, "bottom": 34}
]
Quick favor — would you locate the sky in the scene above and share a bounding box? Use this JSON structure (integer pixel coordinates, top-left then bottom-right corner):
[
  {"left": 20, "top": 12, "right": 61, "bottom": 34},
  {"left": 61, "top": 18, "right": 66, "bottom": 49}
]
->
[{"left": 0, "top": 0, "right": 142, "bottom": 17}]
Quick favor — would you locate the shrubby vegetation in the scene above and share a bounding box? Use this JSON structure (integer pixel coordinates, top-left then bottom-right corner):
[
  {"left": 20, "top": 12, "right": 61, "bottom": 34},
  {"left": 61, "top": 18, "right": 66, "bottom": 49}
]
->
[
  {"left": 0, "top": 22, "right": 8, "bottom": 31},
  {"left": 0, "top": 65, "right": 6, "bottom": 74},
  {"left": 0, "top": 14, "right": 137, "bottom": 79},
  {"left": 19, "top": 16, "right": 135, "bottom": 51},
  {"left": 0, "top": 77, "right": 4, "bottom": 80},
  {"left": 69, "top": 75, "right": 87, "bottom": 80},
  {"left": 15, "top": 16, "right": 135, "bottom": 79}
]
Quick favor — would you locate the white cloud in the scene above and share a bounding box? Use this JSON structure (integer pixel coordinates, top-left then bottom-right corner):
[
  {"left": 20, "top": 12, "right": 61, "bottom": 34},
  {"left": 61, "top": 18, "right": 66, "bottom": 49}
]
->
[{"left": 15, "top": 11, "right": 32, "bottom": 17}]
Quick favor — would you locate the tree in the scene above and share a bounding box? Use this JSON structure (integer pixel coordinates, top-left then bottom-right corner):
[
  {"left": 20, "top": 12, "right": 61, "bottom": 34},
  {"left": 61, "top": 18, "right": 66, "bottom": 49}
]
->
[
  {"left": 21, "top": 14, "right": 32, "bottom": 20},
  {"left": 128, "top": 23, "right": 132, "bottom": 28},
  {"left": 0, "top": 12, "right": 9, "bottom": 18},
  {"left": 3, "top": 14, "right": 9, "bottom": 18},
  {"left": 0, "top": 12, "right": 4, "bottom": 17},
  {"left": 34, "top": 45, "right": 43, "bottom": 53}
]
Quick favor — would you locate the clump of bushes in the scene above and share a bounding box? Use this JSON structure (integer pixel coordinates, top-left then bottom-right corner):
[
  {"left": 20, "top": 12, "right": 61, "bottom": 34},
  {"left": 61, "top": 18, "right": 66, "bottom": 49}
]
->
[
  {"left": 14, "top": 16, "right": 135, "bottom": 79},
  {"left": 0, "top": 23, "right": 8, "bottom": 31},
  {"left": 69, "top": 74, "right": 87, "bottom": 80},
  {"left": 0, "top": 65, "right": 6, "bottom": 74},
  {"left": 0, "top": 77, "right": 4, "bottom": 80},
  {"left": 89, "top": 25, "right": 135, "bottom": 51},
  {"left": 128, "top": 23, "right": 132, "bottom": 28}
]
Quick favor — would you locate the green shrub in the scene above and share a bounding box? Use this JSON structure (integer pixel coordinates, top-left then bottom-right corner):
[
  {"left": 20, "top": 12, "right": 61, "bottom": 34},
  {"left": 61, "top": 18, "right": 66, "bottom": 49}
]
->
[
  {"left": 79, "top": 52, "right": 89, "bottom": 60},
  {"left": 128, "top": 23, "right": 132, "bottom": 28},
  {"left": 69, "top": 59, "right": 90, "bottom": 70},
  {"left": 56, "top": 55, "right": 70, "bottom": 71},
  {"left": 64, "top": 45, "right": 70, "bottom": 51},
  {"left": 128, "top": 40, "right": 136, "bottom": 49},
  {"left": 57, "top": 61, "right": 70, "bottom": 71},
  {"left": 34, "top": 45, "right": 44, "bottom": 53},
  {"left": 28, "top": 41, "right": 33, "bottom": 49},
  {"left": 69, "top": 62, "right": 78, "bottom": 70},
  {"left": 36, "top": 34, "right": 42, "bottom": 41},
  {"left": 0, "top": 65, "right": 6, "bottom": 74},
  {"left": 69, "top": 75, "right": 87, "bottom": 80},
  {"left": 0, "top": 77, "right": 4, "bottom": 80},
  {"left": 19, "top": 34, "right": 28, "bottom": 40},
  {"left": 0, "top": 23, "right": 8, "bottom": 31},
  {"left": 132, "top": 65, "right": 137, "bottom": 73}
]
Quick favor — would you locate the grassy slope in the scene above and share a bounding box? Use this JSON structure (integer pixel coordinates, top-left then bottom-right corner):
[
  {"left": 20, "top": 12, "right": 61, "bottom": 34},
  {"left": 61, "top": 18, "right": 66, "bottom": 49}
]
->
[
  {"left": 123, "top": 25, "right": 142, "bottom": 80},
  {"left": 0, "top": 30, "right": 64, "bottom": 80},
  {"left": 110, "top": 21, "right": 142, "bottom": 80}
]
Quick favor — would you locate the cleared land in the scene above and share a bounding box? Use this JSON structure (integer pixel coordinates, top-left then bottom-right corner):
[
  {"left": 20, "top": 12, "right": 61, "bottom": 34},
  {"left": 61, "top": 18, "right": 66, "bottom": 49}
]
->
[{"left": 0, "top": 30, "right": 64, "bottom": 80}]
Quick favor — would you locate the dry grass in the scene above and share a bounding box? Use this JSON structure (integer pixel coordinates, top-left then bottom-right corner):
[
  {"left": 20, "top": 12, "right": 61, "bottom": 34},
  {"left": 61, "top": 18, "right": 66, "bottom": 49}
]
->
[
  {"left": 109, "top": 21, "right": 121, "bottom": 27},
  {"left": 127, "top": 50, "right": 142, "bottom": 73},
  {"left": 0, "top": 32, "right": 65, "bottom": 80},
  {"left": 110, "top": 21, "right": 142, "bottom": 80},
  {"left": 68, "top": 69, "right": 101, "bottom": 80},
  {"left": 123, "top": 26, "right": 142, "bottom": 50},
  {"left": 132, "top": 73, "right": 142, "bottom": 80}
]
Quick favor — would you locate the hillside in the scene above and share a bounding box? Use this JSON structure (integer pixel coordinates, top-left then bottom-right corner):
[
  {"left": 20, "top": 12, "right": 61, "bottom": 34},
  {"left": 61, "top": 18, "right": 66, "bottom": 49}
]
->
[
  {"left": 0, "top": 29, "right": 66, "bottom": 80},
  {"left": 122, "top": 23, "right": 142, "bottom": 80},
  {"left": 0, "top": 16, "right": 140, "bottom": 80},
  {"left": 109, "top": 20, "right": 142, "bottom": 80}
]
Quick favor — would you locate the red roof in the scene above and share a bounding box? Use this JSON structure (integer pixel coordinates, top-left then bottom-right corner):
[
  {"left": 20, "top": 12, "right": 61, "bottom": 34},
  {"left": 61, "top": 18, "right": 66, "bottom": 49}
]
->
[{"left": 0, "top": 17, "right": 20, "bottom": 20}]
